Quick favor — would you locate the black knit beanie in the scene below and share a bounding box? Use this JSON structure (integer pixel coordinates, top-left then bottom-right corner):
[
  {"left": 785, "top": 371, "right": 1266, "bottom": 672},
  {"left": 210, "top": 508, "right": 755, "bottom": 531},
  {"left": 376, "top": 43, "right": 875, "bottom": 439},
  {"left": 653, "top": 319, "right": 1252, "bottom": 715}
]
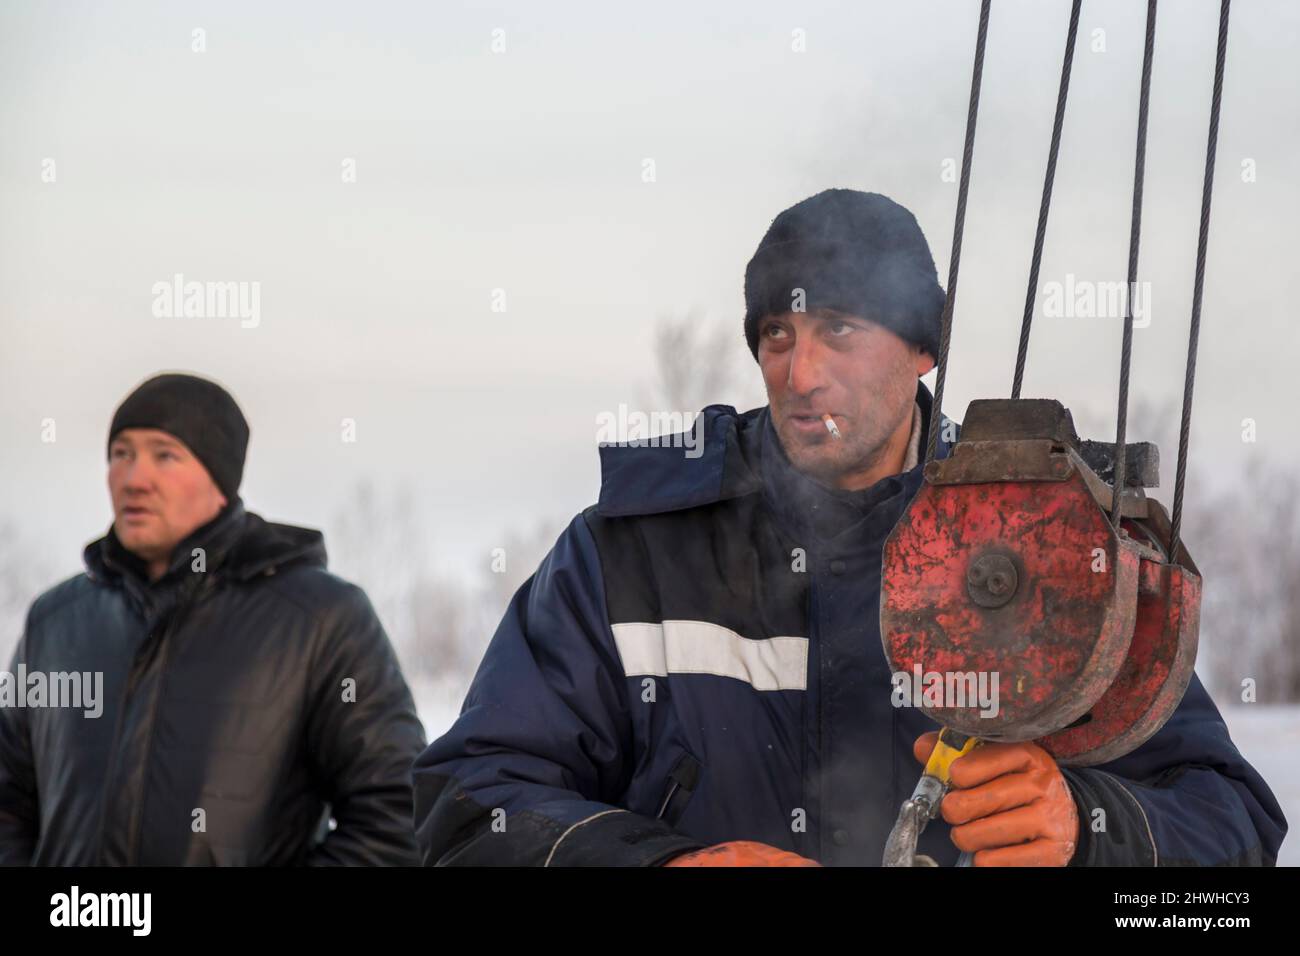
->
[
  {"left": 743, "top": 189, "right": 945, "bottom": 361},
  {"left": 108, "top": 373, "right": 249, "bottom": 499}
]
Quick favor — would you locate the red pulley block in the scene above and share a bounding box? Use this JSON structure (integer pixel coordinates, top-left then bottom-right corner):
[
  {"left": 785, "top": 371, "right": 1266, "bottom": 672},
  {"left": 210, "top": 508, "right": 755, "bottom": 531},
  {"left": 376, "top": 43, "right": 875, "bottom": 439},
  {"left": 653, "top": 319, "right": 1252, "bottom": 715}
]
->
[{"left": 880, "top": 399, "right": 1201, "bottom": 766}]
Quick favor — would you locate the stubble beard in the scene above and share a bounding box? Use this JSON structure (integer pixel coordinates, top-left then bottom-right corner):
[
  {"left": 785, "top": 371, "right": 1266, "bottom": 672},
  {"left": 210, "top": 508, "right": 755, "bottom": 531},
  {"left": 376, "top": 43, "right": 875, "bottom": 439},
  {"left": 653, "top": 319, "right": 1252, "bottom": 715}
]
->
[
  {"left": 775, "top": 378, "right": 915, "bottom": 488},
  {"left": 778, "top": 412, "right": 892, "bottom": 487}
]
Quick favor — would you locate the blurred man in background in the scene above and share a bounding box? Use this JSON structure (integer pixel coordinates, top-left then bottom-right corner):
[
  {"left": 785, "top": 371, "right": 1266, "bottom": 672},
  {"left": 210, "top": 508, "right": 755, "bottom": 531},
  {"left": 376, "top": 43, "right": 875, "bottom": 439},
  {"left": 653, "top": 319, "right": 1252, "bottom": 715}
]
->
[{"left": 0, "top": 372, "right": 425, "bottom": 865}]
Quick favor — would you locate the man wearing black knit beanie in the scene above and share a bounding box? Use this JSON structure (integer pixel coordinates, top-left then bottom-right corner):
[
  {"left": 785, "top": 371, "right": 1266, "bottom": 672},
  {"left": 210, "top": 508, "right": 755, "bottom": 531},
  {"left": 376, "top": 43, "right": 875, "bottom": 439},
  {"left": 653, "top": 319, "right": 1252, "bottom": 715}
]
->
[
  {"left": 0, "top": 372, "right": 426, "bottom": 866},
  {"left": 413, "top": 188, "right": 1284, "bottom": 873},
  {"left": 741, "top": 188, "right": 944, "bottom": 491},
  {"left": 103, "top": 373, "right": 249, "bottom": 581}
]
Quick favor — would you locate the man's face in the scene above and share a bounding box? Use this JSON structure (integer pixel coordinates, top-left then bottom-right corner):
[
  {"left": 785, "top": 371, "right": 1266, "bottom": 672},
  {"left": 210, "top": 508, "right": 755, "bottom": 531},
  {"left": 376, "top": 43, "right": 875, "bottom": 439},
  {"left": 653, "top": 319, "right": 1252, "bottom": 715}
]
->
[
  {"left": 108, "top": 428, "right": 228, "bottom": 565},
  {"left": 757, "top": 308, "right": 935, "bottom": 487}
]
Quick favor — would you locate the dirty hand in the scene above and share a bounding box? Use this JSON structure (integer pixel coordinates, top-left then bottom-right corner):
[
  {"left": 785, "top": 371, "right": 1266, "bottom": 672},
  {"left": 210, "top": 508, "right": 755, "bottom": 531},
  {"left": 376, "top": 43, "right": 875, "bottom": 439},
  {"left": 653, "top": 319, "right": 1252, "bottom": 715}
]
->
[
  {"left": 664, "top": 840, "right": 822, "bottom": 867},
  {"left": 913, "top": 732, "right": 1079, "bottom": 866}
]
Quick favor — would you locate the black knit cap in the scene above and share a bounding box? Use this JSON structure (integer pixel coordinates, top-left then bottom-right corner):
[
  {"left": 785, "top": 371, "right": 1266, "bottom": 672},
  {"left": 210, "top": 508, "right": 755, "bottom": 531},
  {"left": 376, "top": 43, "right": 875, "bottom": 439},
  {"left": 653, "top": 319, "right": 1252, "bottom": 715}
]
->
[
  {"left": 107, "top": 373, "right": 249, "bottom": 499},
  {"left": 743, "top": 189, "right": 945, "bottom": 361}
]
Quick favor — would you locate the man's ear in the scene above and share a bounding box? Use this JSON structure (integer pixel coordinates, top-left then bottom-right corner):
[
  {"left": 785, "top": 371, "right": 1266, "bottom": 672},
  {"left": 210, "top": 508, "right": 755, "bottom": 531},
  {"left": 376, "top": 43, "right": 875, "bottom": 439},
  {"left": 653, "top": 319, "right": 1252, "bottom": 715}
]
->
[{"left": 916, "top": 347, "right": 936, "bottom": 377}]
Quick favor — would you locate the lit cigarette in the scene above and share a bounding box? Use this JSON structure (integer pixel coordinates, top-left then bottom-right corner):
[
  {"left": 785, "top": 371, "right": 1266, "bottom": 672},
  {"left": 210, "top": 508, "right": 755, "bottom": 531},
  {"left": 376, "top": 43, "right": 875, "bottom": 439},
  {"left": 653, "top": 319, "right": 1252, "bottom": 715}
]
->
[{"left": 822, "top": 413, "right": 841, "bottom": 440}]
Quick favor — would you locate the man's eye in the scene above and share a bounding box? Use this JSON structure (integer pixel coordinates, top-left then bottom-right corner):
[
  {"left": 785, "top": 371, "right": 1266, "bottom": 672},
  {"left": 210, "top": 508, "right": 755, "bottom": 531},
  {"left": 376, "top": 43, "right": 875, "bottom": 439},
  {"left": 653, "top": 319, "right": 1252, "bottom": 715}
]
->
[
  {"left": 765, "top": 325, "right": 788, "bottom": 339},
  {"left": 110, "top": 448, "right": 130, "bottom": 460},
  {"left": 829, "top": 321, "right": 855, "bottom": 336},
  {"left": 157, "top": 450, "right": 177, "bottom": 461}
]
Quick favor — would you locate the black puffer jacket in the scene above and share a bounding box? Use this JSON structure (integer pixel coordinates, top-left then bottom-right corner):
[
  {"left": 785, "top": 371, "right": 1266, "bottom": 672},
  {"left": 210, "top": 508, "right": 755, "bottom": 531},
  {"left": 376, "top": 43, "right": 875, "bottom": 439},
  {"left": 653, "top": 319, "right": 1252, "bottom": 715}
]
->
[{"left": 0, "top": 501, "right": 426, "bottom": 865}]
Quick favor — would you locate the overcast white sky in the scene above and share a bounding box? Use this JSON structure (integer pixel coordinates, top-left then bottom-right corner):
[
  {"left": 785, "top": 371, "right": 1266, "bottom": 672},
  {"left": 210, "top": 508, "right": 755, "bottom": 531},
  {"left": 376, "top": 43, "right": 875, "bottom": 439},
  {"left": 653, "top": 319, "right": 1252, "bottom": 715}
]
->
[{"left": 2, "top": 0, "right": 1297, "bottom": 598}]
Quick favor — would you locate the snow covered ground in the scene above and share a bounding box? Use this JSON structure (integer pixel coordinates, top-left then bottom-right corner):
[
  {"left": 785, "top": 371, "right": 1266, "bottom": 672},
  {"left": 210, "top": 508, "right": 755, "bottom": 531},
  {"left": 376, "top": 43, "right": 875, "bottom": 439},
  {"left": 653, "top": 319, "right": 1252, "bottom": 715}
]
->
[{"left": 413, "top": 682, "right": 1298, "bottom": 867}]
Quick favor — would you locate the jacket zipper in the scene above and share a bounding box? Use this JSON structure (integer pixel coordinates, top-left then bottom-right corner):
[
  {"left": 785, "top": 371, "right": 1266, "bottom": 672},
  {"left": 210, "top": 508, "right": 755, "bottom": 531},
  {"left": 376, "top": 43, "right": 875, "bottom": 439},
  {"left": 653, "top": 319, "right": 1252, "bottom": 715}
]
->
[
  {"left": 656, "top": 782, "right": 680, "bottom": 819},
  {"left": 124, "top": 613, "right": 180, "bottom": 863},
  {"left": 655, "top": 753, "right": 702, "bottom": 827},
  {"left": 93, "top": 631, "right": 146, "bottom": 865},
  {"left": 94, "top": 578, "right": 172, "bottom": 865},
  {"left": 126, "top": 581, "right": 214, "bottom": 864},
  {"left": 94, "top": 578, "right": 211, "bottom": 864},
  {"left": 812, "top": 578, "right": 826, "bottom": 863}
]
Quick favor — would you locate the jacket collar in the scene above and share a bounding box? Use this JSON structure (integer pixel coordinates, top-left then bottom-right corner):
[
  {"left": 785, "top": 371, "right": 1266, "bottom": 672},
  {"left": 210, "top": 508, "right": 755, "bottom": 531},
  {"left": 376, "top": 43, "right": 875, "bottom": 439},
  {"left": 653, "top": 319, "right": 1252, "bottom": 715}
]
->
[
  {"left": 596, "top": 405, "right": 765, "bottom": 517},
  {"left": 84, "top": 500, "right": 327, "bottom": 615},
  {"left": 596, "top": 379, "right": 960, "bottom": 525},
  {"left": 759, "top": 380, "right": 949, "bottom": 546}
]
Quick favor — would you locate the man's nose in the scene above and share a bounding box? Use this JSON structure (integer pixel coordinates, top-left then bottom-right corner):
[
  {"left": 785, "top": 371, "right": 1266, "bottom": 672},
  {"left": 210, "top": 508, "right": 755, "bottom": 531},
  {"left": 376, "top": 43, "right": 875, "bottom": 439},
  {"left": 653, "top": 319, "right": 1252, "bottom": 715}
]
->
[
  {"left": 786, "top": 335, "right": 828, "bottom": 396},
  {"left": 119, "top": 460, "right": 155, "bottom": 493}
]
